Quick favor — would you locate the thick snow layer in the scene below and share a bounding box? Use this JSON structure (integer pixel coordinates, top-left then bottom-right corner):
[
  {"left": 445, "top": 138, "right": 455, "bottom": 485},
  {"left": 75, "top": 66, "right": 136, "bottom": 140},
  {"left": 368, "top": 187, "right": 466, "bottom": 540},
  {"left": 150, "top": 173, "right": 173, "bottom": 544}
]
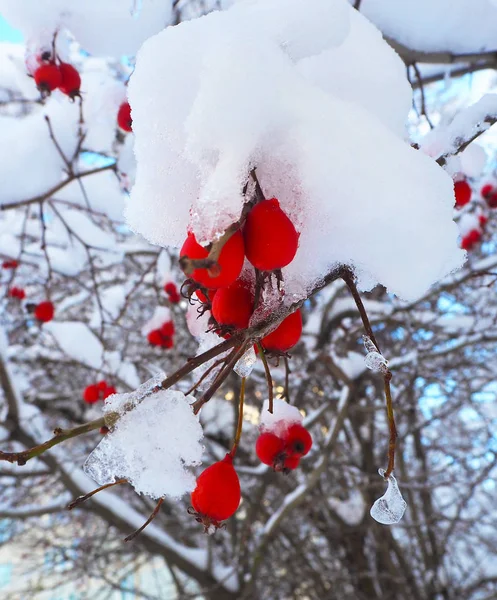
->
[
  {"left": 358, "top": 0, "right": 497, "bottom": 54},
  {"left": 85, "top": 389, "right": 204, "bottom": 499},
  {"left": 128, "top": 0, "right": 464, "bottom": 301},
  {"left": 259, "top": 398, "right": 302, "bottom": 436},
  {"left": 0, "top": 0, "right": 172, "bottom": 57}
]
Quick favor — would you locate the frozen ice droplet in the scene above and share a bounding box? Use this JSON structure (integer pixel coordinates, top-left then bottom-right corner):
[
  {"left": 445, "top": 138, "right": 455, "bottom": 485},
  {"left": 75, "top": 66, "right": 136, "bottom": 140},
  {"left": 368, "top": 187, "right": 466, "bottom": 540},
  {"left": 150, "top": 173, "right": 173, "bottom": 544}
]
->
[
  {"left": 370, "top": 469, "right": 407, "bottom": 525},
  {"left": 364, "top": 351, "right": 388, "bottom": 373},
  {"left": 234, "top": 347, "right": 257, "bottom": 378}
]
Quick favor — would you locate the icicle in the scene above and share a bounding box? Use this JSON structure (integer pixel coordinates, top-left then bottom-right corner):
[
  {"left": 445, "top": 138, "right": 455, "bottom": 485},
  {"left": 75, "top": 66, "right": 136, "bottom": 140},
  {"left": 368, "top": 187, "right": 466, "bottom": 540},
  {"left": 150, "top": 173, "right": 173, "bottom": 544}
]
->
[{"left": 370, "top": 469, "right": 407, "bottom": 525}]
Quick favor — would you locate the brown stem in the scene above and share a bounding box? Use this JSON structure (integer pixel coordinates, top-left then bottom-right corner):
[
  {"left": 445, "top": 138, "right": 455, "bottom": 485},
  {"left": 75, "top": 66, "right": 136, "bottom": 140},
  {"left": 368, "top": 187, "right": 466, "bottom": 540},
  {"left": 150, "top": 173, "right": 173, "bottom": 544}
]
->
[
  {"left": 256, "top": 342, "right": 273, "bottom": 414},
  {"left": 67, "top": 479, "right": 127, "bottom": 510},
  {"left": 124, "top": 498, "right": 164, "bottom": 542},
  {"left": 184, "top": 357, "right": 228, "bottom": 396},
  {"left": 282, "top": 356, "right": 291, "bottom": 403},
  {"left": 231, "top": 377, "right": 246, "bottom": 456}
]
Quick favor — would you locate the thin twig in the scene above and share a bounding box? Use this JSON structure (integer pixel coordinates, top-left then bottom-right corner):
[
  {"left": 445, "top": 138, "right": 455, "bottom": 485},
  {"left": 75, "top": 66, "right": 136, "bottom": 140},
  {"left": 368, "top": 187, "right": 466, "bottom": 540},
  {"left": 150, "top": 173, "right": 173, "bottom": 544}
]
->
[
  {"left": 124, "top": 498, "right": 164, "bottom": 542},
  {"left": 231, "top": 377, "right": 246, "bottom": 456},
  {"left": 256, "top": 342, "right": 273, "bottom": 413},
  {"left": 67, "top": 479, "right": 127, "bottom": 510}
]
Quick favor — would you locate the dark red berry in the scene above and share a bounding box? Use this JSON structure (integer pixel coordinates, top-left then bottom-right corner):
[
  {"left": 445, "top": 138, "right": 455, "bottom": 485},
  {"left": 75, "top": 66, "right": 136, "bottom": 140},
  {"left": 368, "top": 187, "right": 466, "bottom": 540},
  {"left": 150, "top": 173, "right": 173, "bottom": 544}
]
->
[
  {"left": 461, "top": 229, "right": 482, "bottom": 251},
  {"left": 160, "top": 321, "right": 175, "bottom": 337},
  {"left": 282, "top": 455, "right": 301, "bottom": 471},
  {"left": 117, "top": 102, "right": 132, "bottom": 132},
  {"left": 244, "top": 198, "right": 299, "bottom": 270},
  {"left": 147, "top": 329, "right": 163, "bottom": 346},
  {"left": 454, "top": 180, "right": 471, "bottom": 209},
  {"left": 100, "top": 426, "right": 110, "bottom": 435},
  {"left": 211, "top": 280, "right": 253, "bottom": 329},
  {"left": 164, "top": 282, "right": 177, "bottom": 296},
  {"left": 486, "top": 191, "right": 497, "bottom": 209},
  {"left": 479, "top": 215, "right": 488, "bottom": 228},
  {"left": 103, "top": 386, "right": 116, "bottom": 399},
  {"left": 97, "top": 380, "right": 108, "bottom": 392},
  {"left": 191, "top": 454, "right": 240, "bottom": 523},
  {"left": 2, "top": 260, "right": 18, "bottom": 269},
  {"left": 34, "top": 63, "right": 62, "bottom": 93},
  {"left": 284, "top": 423, "right": 312, "bottom": 456},
  {"left": 34, "top": 301, "right": 54, "bottom": 322},
  {"left": 161, "top": 336, "right": 174, "bottom": 349},
  {"left": 83, "top": 384, "right": 100, "bottom": 404},
  {"left": 58, "top": 62, "right": 81, "bottom": 98},
  {"left": 255, "top": 432, "right": 285, "bottom": 466},
  {"left": 8, "top": 287, "right": 25, "bottom": 300},
  {"left": 261, "top": 309, "right": 302, "bottom": 353},
  {"left": 180, "top": 231, "right": 244, "bottom": 289},
  {"left": 481, "top": 184, "right": 494, "bottom": 198}
]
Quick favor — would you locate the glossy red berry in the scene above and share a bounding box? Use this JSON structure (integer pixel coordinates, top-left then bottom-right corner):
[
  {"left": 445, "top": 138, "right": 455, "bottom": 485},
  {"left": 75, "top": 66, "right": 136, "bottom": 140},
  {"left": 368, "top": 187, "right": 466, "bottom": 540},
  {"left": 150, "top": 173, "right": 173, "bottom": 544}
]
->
[
  {"left": 261, "top": 309, "right": 302, "bottom": 353},
  {"left": 284, "top": 423, "right": 313, "bottom": 456},
  {"left": 58, "top": 63, "right": 81, "bottom": 98},
  {"left": 97, "top": 380, "right": 108, "bottom": 392},
  {"left": 454, "top": 180, "right": 471, "bottom": 209},
  {"left": 461, "top": 229, "right": 482, "bottom": 251},
  {"left": 164, "top": 282, "right": 177, "bottom": 296},
  {"left": 195, "top": 289, "right": 216, "bottom": 304},
  {"left": 191, "top": 454, "right": 241, "bottom": 522},
  {"left": 282, "top": 455, "right": 301, "bottom": 471},
  {"left": 180, "top": 231, "right": 244, "bottom": 289},
  {"left": 211, "top": 280, "right": 253, "bottom": 329},
  {"left": 2, "top": 260, "right": 18, "bottom": 269},
  {"left": 486, "top": 191, "right": 497, "bottom": 209},
  {"left": 117, "top": 102, "right": 132, "bottom": 132},
  {"left": 256, "top": 432, "right": 285, "bottom": 466},
  {"left": 8, "top": 287, "right": 25, "bottom": 300},
  {"left": 34, "top": 301, "right": 54, "bottom": 322},
  {"left": 244, "top": 198, "right": 299, "bottom": 270},
  {"left": 160, "top": 321, "right": 175, "bottom": 337},
  {"left": 103, "top": 386, "right": 116, "bottom": 399},
  {"left": 147, "top": 329, "right": 163, "bottom": 346},
  {"left": 34, "top": 63, "right": 62, "bottom": 93},
  {"left": 481, "top": 184, "right": 494, "bottom": 198},
  {"left": 83, "top": 384, "right": 100, "bottom": 404}
]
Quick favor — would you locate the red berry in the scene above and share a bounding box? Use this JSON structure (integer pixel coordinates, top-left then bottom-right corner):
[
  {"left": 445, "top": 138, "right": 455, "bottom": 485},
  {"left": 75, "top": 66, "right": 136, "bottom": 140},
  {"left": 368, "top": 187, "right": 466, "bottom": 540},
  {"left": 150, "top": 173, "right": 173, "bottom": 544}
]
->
[
  {"left": 256, "top": 432, "right": 285, "bottom": 466},
  {"left": 58, "top": 62, "right": 81, "bottom": 97},
  {"left": 8, "top": 287, "right": 25, "bottom": 300},
  {"left": 83, "top": 384, "right": 100, "bottom": 404},
  {"left": 195, "top": 289, "right": 216, "bottom": 304},
  {"left": 282, "top": 455, "right": 301, "bottom": 471},
  {"left": 284, "top": 423, "right": 312, "bottom": 456},
  {"left": 2, "top": 260, "right": 18, "bottom": 269},
  {"left": 486, "top": 191, "right": 497, "bottom": 209},
  {"left": 479, "top": 215, "right": 488, "bottom": 228},
  {"left": 34, "top": 63, "right": 62, "bottom": 93},
  {"left": 261, "top": 309, "right": 302, "bottom": 353},
  {"left": 454, "top": 180, "right": 472, "bottom": 209},
  {"left": 191, "top": 454, "right": 240, "bottom": 522},
  {"left": 461, "top": 229, "right": 482, "bottom": 251},
  {"left": 160, "top": 321, "right": 175, "bottom": 337},
  {"left": 34, "top": 301, "right": 54, "bottom": 322},
  {"left": 481, "top": 184, "right": 494, "bottom": 198},
  {"left": 97, "top": 380, "right": 108, "bottom": 392},
  {"left": 164, "top": 282, "right": 177, "bottom": 296},
  {"left": 168, "top": 291, "right": 181, "bottom": 304},
  {"left": 147, "top": 329, "right": 163, "bottom": 346},
  {"left": 180, "top": 231, "right": 244, "bottom": 289},
  {"left": 244, "top": 198, "right": 299, "bottom": 270},
  {"left": 211, "top": 280, "right": 253, "bottom": 329},
  {"left": 117, "top": 102, "right": 132, "bottom": 132},
  {"left": 100, "top": 426, "right": 110, "bottom": 435},
  {"left": 161, "top": 336, "right": 174, "bottom": 349},
  {"left": 103, "top": 386, "right": 116, "bottom": 399}
]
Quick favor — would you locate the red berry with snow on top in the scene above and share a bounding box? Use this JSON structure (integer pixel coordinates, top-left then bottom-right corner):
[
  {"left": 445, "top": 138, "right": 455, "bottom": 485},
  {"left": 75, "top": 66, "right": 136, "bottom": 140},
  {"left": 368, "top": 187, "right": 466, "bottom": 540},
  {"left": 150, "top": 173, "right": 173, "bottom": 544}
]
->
[
  {"left": 190, "top": 453, "right": 241, "bottom": 525},
  {"left": 83, "top": 385, "right": 100, "bottom": 404},
  {"left": 117, "top": 102, "right": 132, "bottom": 132},
  {"left": 255, "top": 432, "right": 285, "bottom": 466},
  {"left": 34, "top": 301, "right": 54, "bottom": 323},
  {"left": 34, "top": 63, "right": 62, "bottom": 93},
  {"left": 244, "top": 198, "right": 299, "bottom": 270},
  {"left": 261, "top": 309, "right": 302, "bottom": 353},
  {"left": 180, "top": 230, "right": 245, "bottom": 289},
  {"left": 284, "top": 423, "right": 313, "bottom": 457},
  {"left": 212, "top": 280, "right": 253, "bottom": 329},
  {"left": 58, "top": 62, "right": 81, "bottom": 98},
  {"left": 454, "top": 180, "right": 471, "bottom": 209}
]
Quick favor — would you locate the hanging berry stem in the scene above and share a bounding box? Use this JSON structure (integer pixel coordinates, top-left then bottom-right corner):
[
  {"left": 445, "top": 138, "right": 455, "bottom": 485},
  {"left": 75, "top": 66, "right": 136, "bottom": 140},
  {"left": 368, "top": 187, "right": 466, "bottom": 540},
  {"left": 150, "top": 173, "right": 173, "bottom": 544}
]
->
[
  {"left": 124, "top": 498, "right": 164, "bottom": 542},
  {"left": 231, "top": 377, "right": 246, "bottom": 456},
  {"left": 67, "top": 479, "right": 127, "bottom": 510},
  {"left": 341, "top": 268, "right": 397, "bottom": 479},
  {"left": 256, "top": 342, "right": 274, "bottom": 414}
]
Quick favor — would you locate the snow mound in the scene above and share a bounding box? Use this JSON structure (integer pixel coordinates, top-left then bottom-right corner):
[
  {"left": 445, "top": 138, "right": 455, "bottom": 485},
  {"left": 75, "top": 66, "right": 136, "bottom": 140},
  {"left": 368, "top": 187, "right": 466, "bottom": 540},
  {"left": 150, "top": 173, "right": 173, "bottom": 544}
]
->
[
  {"left": 260, "top": 398, "right": 302, "bottom": 437},
  {"left": 127, "top": 0, "right": 464, "bottom": 301}
]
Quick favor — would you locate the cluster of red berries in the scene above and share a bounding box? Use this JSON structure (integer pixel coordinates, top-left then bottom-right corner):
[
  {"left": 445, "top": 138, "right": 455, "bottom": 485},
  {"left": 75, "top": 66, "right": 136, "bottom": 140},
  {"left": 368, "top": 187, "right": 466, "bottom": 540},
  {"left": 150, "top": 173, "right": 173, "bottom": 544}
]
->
[
  {"left": 2, "top": 260, "right": 18, "bottom": 269},
  {"left": 83, "top": 380, "right": 116, "bottom": 405},
  {"left": 32, "top": 55, "right": 81, "bottom": 99},
  {"left": 454, "top": 179, "right": 495, "bottom": 251},
  {"left": 180, "top": 197, "right": 302, "bottom": 353},
  {"left": 8, "top": 287, "right": 25, "bottom": 300},
  {"left": 117, "top": 102, "right": 132, "bottom": 133},
  {"left": 164, "top": 282, "right": 180, "bottom": 304},
  {"left": 256, "top": 422, "right": 312, "bottom": 472},
  {"left": 481, "top": 183, "right": 497, "bottom": 208},
  {"left": 147, "top": 320, "right": 175, "bottom": 349}
]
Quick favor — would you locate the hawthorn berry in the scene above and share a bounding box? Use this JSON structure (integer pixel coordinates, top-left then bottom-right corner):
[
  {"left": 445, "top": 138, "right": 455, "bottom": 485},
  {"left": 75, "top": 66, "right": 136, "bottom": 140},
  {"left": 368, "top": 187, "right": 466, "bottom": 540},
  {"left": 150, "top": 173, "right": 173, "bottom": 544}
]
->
[
  {"left": 161, "top": 336, "right": 174, "bottom": 349},
  {"left": 282, "top": 455, "right": 301, "bottom": 471},
  {"left": 103, "top": 386, "right": 116, "bottom": 399},
  {"left": 479, "top": 215, "right": 488, "bottom": 228},
  {"left": 161, "top": 321, "right": 175, "bottom": 337},
  {"left": 34, "top": 301, "right": 54, "bottom": 323},
  {"left": 255, "top": 432, "right": 285, "bottom": 466},
  {"left": 486, "top": 191, "right": 497, "bottom": 209},
  {"left": 34, "top": 63, "right": 62, "bottom": 93},
  {"left": 195, "top": 289, "right": 216, "bottom": 304},
  {"left": 8, "top": 287, "right": 25, "bottom": 300},
  {"left": 180, "top": 230, "right": 245, "bottom": 289},
  {"left": 148, "top": 329, "right": 164, "bottom": 346},
  {"left": 190, "top": 453, "right": 241, "bottom": 528},
  {"left": 261, "top": 309, "right": 302, "bottom": 353},
  {"left": 2, "top": 260, "right": 18, "bottom": 269},
  {"left": 284, "top": 423, "right": 313, "bottom": 456},
  {"left": 83, "top": 384, "right": 100, "bottom": 404},
  {"left": 97, "top": 380, "right": 108, "bottom": 392},
  {"left": 58, "top": 62, "right": 81, "bottom": 98},
  {"left": 481, "top": 184, "right": 494, "bottom": 198},
  {"left": 164, "top": 282, "right": 177, "bottom": 296},
  {"left": 454, "top": 180, "right": 471, "bottom": 209},
  {"left": 212, "top": 280, "right": 253, "bottom": 329},
  {"left": 117, "top": 102, "right": 132, "bottom": 132},
  {"left": 244, "top": 198, "right": 299, "bottom": 270},
  {"left": 461, "top": 229, "right": 482, "bottom": 251}
]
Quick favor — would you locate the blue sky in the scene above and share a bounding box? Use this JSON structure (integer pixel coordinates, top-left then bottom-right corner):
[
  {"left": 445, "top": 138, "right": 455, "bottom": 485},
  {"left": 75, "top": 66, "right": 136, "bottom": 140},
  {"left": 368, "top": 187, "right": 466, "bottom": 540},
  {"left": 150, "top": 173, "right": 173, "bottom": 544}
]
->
[{"left": 0, "top": 14, "right": 23, "bottom": 43}]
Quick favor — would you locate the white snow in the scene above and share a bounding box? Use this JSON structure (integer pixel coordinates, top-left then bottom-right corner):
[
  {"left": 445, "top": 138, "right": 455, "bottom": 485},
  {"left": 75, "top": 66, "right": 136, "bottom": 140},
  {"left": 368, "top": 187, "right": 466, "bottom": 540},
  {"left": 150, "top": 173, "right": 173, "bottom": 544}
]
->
[
  {"left": 259, "top": 397, "right": 302, "bottom": 435},
  {"left": 141, "top": 306, "right": 172, "bottom": 335},
  {"left": 128, "top": 0, "right": 464, "bottom": 302},
  {"left": 85, "top": 389, "right": 203, "bottom": 499}
]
